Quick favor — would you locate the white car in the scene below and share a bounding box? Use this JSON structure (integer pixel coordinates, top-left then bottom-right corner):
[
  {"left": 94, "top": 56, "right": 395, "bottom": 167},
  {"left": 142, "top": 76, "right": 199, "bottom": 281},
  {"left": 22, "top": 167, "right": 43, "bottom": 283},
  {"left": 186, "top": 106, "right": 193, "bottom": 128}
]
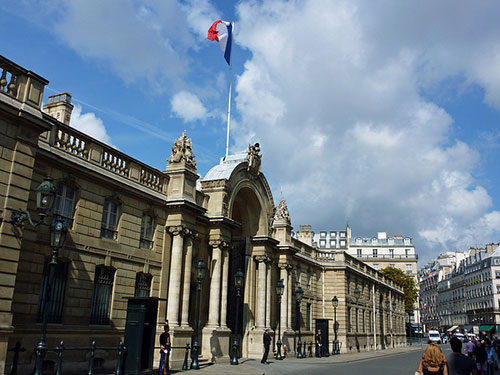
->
[
  {"left": 454, "top": 333, "right": 466, "bottom": 342},
  {"left": 428, "top": 330, "right": 442, "bottom": 344}
]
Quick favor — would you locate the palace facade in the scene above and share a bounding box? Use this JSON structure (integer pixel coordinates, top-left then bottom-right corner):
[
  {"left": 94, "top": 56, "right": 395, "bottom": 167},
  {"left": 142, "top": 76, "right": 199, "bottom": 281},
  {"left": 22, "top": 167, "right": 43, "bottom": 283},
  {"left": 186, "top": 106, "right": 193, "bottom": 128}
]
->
[{"left": 0, "top": 55, "right": 406, "bottom": 373}]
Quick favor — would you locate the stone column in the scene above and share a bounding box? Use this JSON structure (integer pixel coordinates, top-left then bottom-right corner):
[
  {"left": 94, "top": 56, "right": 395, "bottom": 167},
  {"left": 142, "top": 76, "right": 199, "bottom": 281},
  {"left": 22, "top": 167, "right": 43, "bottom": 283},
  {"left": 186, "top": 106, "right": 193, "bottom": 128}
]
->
[
  {"left": 279, "top": 265, "right": 288, "bottom": 331},
  {"left": 255, "top": 256, "right": 267, "bottom": 328},
  {"left": 167, "top": 226, "right": 186, "bottom": 326},
  {"left": 207, "top": 240, "right": 224, "bottom": 327},
  {"left": 265, "top": 259, "right": 272, "bottom": 328},
  {"left": 180, "top": 231, "right": 194, "bottom": 327},
  {"left": 287, "top": 267, "right": 292, "bottom": 330},
  {"left": 220, "top": 246, "right": 230, "bottom": 328}
]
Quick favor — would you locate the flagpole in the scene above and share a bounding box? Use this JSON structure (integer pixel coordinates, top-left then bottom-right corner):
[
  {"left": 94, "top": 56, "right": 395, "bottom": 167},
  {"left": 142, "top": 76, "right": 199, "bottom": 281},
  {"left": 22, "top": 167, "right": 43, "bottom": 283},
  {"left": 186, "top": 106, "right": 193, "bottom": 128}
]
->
[{"left": 225, "top": 22, "right": 234, "bottom": 159}]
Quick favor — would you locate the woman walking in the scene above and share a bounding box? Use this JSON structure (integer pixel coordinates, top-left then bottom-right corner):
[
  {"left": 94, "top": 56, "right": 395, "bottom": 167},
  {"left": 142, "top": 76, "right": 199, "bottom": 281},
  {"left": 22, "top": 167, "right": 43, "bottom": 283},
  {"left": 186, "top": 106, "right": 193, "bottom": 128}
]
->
[{"left": 415, "top": 344, "right": 448, "bottom": 375}]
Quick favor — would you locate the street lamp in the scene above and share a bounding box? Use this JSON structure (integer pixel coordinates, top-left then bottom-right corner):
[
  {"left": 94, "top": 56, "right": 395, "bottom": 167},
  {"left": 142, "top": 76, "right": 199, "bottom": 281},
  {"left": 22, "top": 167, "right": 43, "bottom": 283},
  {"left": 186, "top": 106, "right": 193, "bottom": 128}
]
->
[
  {"left": 11, "top": 176, "right": 56, "bottom": 227},
  {"left": 275, "top": 279, "right": 285, "bottom": 360},
  {"left": 191, "top": 260, "right": 206, "bottom": 370},
  {"left": 332, "top": 296, "right": 339, "bottom": 355},
  {"left": 34, "top": 216, "right": 68, "bottom": 375},
  {"left": 231, "top": 270, "right": 244, "bottom": 365},
  {"left": 296, "top": 286, "right": 304, "bottom": 358}
]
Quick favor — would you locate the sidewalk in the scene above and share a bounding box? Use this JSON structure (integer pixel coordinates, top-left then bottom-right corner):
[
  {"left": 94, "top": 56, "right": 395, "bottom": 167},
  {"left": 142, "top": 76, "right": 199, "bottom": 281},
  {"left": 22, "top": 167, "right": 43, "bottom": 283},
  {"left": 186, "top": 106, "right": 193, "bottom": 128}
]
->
[{"left": 178, "top": 345, "right": 424, "bottom": 375}]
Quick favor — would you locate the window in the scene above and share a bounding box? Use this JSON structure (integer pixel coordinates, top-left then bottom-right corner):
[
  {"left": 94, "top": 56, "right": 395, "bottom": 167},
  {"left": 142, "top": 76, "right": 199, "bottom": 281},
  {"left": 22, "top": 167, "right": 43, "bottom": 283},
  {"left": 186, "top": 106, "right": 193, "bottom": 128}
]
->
[
  {"left": 347, "top": 307, "right": 351, "bottom": 332},
  {"left": 405, "top": 249, "right": 411, "bottom": 257},
  {"left": 135, "top": 273, "right": 152, "bottom": 297},
  {"left": 306, "top": 303, "right": 311, "bottom": 330},
  {"left": 319, "top": 239, "right": 326, "bottom": 248},
  {"left": 340, "top": 231, "right": 346, "bottom": 238},
  {"left": 497, "top": 285, "right": 500, "bottom": 294},
  {"left": 36, "top": 259, "right": 68, "bottom": 323},
  {"left": 330, "top": 231, "right": 337, "bottom": 237},
  {"left": 140, "top": 213, "right": 155, "bottom": 249},
  {"left": 390, "top": 264, "right": 395, "bottom": 268},
  {"left": 357, "top": 249, "right": 362, "bottom": 257},
  {"left": 330, "top": 239, "right": 336, "bottom": 247},
  {"left": 306, "top": 272, "right": 312, "bottom": 288},
  {"left": 101, "top": 199, "right": 119, "bottom": 239},
  {"left": 340, "top": 240, "right": 346, "bottom": 248},
  {"left": 90, "top": 265, "right": 116, "bottom": 325},
  {"left": 355, "top": 308, "right": 359, "bottom": 332},
  {"left": 372, "top": 249, "right": 378, "bottom": 258},
  {"left": 406, "top": 264, "right": 413, "bottom": 273},
  {"left": 53, "top": 182, "right": 75, "bottom": 228},
  {"left": 389, "top": 249, "right": 394, "bottom": 258},
  {"left": 373, "top": 264, "right": 379, "bottom": 271},
  {"left": 320, "top": 231, "right": 327, "bottom": 238}
]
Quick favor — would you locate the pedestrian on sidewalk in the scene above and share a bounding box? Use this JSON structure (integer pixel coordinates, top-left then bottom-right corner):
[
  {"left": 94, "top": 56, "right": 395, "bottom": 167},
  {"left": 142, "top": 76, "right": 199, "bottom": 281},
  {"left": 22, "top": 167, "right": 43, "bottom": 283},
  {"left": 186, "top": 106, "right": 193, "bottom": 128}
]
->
[
  {"left": 466, "top": 338, "right": 477, "bottom": 359},
  {"left": 261, "top": 328, "right": 271, "bottom": 364},
  {"left": 476, "top": 340, "right": 488, "bottom": 375},
  {"left": 446, "top": 336, "right": 478, "bottom": 375},
  {"left": 415, "top": 344, "right": 448, "bottom": 375},
  {"left": 315, "top": 329, "right": 322, "bottom": 358},
  {"left": 486, "top": 341, "right": 498, "bottom": 375}
]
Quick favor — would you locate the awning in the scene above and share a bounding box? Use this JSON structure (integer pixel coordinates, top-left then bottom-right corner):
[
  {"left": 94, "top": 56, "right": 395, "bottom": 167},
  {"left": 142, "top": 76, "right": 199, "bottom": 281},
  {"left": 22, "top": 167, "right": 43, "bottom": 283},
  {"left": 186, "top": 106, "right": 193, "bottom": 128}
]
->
[
  {"left": 479, "top": 325, "right": 495, "bottom": 332},
  {"left": 447, "top": 325, "right": 459, "bottom": 332}
]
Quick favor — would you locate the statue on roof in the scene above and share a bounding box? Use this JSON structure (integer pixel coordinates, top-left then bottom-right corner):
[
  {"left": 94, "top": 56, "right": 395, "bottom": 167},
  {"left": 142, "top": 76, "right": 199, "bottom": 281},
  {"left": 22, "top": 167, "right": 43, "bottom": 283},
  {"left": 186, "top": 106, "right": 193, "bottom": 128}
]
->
[
  {"left": 246, "top": 142, "right": 261, "bottom": 175},
  {"left": 273, "top": 199, "right": 291, "bottom": 225},
  {"left": 168, "top": 130, "right": 196, "bottom": 168}
]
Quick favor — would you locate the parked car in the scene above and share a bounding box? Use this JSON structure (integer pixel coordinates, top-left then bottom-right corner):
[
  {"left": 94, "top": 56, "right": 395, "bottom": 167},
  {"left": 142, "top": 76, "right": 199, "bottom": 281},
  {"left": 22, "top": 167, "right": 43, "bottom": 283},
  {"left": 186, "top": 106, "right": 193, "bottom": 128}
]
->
[
  {"left": 428, "top": 330, "right": 442, "bottom": 344},
  {"left": 454, "top": 333, "right": 466, "bottom": 342}
]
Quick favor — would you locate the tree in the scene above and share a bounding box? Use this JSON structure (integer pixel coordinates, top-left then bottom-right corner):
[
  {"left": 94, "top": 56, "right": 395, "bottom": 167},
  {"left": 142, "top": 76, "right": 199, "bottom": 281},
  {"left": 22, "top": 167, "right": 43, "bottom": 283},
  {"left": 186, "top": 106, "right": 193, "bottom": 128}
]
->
[{"left": 380, "top": 267, "right": 418, "bottom": 314}]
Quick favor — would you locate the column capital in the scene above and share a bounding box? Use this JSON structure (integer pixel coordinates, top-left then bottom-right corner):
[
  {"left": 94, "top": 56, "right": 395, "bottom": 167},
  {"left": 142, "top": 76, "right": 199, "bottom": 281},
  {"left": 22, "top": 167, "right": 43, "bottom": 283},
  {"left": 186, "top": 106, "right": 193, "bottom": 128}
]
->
[
  {"left": 168, "top": 225, "right": 191, "bottom": 237},
  {"left": 209, "top": 239, "right": 229, "bottom": 249},
  {"left": 278, "top": 262, "right": 292, "bottom": 271},
  {"left": 254, "top": 255, "right": 268, "bottom": 263}
]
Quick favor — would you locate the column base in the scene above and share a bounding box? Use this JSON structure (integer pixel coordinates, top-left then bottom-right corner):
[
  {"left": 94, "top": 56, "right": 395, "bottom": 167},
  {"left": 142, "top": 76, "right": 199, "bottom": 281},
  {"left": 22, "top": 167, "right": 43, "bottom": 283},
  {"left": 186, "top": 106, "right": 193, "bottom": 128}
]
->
[
  {"left": 201, "top": 326, "right": 231, "bottom": 363},
  {"left": 244, "top": 328, "right": 275, "bottom": 359}
]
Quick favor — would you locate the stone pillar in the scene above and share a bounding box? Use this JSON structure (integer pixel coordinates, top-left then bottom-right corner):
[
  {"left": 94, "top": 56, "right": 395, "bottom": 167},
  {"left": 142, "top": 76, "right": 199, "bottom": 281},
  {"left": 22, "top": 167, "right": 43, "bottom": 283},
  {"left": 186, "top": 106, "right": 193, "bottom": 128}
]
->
[
  {"left": 180, "top": 232, "right": 194, "bottom": 327},
  {"left": 279, "top": 265, "right": 288, "bottom": 330},
  {"left": 167, "top": 226, "right": 186, "bottom": 326},
  {"left": 256, "top": 256, "right": 267, "bottom": 328},
  {"left": 207, "top": 240, "right": 223, "bottom": 327},
  {"left": 287, "top": 267, "right": 292, "bottom": 330},
  {"left": 265, "top": 259, "right": 271, "bottom": 328},
  {"left": 220, "top": 246, "right": 229, "bottom": 328}
]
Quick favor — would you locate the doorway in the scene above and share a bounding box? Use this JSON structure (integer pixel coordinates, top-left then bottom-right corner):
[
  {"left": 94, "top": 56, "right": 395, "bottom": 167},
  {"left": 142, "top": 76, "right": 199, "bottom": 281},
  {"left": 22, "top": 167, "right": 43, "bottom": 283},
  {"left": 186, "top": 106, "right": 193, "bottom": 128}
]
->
[{"left": 315, "top": 319, "right": 330, "bottom": 356}]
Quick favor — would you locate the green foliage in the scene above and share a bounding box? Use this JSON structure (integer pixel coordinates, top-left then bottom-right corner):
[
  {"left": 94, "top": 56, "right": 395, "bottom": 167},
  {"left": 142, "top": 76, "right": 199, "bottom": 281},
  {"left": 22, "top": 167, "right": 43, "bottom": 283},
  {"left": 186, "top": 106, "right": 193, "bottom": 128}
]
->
[{"left": 380, "top": 267, "right": 418, "bottom": 314}]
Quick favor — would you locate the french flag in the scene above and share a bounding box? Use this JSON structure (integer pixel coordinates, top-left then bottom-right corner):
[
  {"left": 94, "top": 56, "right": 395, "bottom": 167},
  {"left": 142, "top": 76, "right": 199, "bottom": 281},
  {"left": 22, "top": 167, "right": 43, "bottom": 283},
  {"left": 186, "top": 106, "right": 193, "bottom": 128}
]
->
[{"left": 208, "top": 20, "right": 233, "bottom": 65}]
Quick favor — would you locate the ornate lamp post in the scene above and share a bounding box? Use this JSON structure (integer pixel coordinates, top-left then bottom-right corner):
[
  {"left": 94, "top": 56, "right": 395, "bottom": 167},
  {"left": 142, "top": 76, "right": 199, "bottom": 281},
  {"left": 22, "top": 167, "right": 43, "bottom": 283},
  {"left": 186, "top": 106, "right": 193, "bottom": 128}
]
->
[
  {"left": 275, "top": 279, "right": 285, "bottom": 360},
  {"left": 332, "top": 296, "right": 339, "bottom": 354},
  {"left": 191, "top": 260, "right": 206, "bottom": 370},
  {"left": 34, "top": 217, "right": 68, "bottom": 375},
  {"left": 11, "top": 176, "right": 56, "bottom": 228},
  {"left": 296, "top": 286, "right": 304, "bottom": 358},
  {"left": 231, "top": 270, "right": 244, "bottom": 365}
]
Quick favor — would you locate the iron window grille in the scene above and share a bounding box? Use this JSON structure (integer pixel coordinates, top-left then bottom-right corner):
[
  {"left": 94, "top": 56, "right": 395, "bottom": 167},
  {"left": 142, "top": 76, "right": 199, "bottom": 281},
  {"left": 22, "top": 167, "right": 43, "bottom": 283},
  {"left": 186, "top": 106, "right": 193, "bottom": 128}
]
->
[
  {"left": 90, "top": 265, "right": 116, "bottom": 325},
  {"left": 36, "top": 259, "right": 68, "bottom": 323},
  {"left": 100, "top": 199, "right": 119, "bottom": 239},
  {"left": 134, "top": 272, "right": 152, "bottom": 297}
]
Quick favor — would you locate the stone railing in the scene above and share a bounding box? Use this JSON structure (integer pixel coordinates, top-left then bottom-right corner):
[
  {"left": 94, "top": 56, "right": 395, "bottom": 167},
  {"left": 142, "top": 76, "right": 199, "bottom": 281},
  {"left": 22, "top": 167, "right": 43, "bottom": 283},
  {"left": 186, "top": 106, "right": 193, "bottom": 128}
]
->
[
  {"left": 40, "top": 122, "right": 167, "bottom": 194},
  {"left": 315, "top": 250, "right": 336, "bottom": 262},
  {"left": 0, "top": 55, "right": 48, "bottom": 108}
]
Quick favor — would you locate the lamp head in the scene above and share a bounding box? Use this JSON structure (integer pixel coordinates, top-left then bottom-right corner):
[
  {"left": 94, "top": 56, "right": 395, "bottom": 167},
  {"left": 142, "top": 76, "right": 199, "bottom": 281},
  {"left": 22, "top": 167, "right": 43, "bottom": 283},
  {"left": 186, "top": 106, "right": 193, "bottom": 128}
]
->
[
  {"left": 195, "top": 260, "right": 206, "bottom": 282},
  {"left": 234, "top": 269, "right": 244, "bottom": 288},
  {"left": 354, "top": 287, "right": 360, "bottom": 301},
  {"left": 276, "top": 279, "right": 284, "bottom": 297},
  {"left": 35, "top": 176, "right": 56, "bottom": 217},
  {"left": 332, "top": 296, "right": 339, "bottom": 308},
  {"left": 296, "top": 286, "right": 304, "bottom": 303}
]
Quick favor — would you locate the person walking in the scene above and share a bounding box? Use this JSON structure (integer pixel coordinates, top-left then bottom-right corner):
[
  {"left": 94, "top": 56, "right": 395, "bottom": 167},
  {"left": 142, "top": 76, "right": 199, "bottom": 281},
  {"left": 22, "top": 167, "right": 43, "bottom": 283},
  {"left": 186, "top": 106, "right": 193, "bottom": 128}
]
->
[
  {"left": 315, "top": 329, "right": 323, "bottom": 358},
  {"left": 486, "top": 341, "right": 498, "bottom": 375},
  {"left": 261, "top": 328, "right": 271, "bottom": 364},
  {"left": 446, "top": 336, "right": 478, "bottom": 375},
  {"left": 415, "top": 344, "right": 448, "bottom": 375},
  {"left": 159, "top": 324, "right": 171, "bottom": 375},
  {"left": 476, "top": 340, "right": 488, "bottom": 375},
  {"left": 466, "top": 338, "right": 477, "bottom": 358}
]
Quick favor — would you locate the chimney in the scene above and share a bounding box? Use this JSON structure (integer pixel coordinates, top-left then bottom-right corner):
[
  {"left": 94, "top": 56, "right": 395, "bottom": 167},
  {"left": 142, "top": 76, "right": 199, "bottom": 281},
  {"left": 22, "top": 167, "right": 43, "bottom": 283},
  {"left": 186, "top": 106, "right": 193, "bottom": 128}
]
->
[
  {"left": 43, "top": 92, "right": 73, "bottom": 125},
  {"left": 297, "top": 224, "right": 314, "bottom": 246}
]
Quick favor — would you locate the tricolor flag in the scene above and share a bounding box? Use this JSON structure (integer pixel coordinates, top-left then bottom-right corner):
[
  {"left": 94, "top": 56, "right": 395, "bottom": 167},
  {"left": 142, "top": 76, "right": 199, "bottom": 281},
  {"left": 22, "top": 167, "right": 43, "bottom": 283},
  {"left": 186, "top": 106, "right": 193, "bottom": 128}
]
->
[{"left": 208, "top": 20, "right": 233, "bottom": 65}]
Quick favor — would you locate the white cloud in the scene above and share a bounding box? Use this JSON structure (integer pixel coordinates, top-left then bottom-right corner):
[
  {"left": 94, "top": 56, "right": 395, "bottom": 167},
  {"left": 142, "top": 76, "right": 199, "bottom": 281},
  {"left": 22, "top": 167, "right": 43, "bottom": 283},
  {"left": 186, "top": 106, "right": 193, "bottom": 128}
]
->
[
  {"left": 70, "top": 105, "right": 115, "bottom": 147},
  {"left": 233, "top": 0, "right": 500, "bottom": 263},
  {"left": 171, "top": 91, "right": 208, "bottom": 123}
]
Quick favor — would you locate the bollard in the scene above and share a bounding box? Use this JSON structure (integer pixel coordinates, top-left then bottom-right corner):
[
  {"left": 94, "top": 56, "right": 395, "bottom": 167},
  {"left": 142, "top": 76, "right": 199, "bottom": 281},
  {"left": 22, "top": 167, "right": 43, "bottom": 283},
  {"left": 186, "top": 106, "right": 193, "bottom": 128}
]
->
[
  {"left": 308, "top": 342, "right": 312, "bottom": 357},
  {"left": 56, "top": 341, "right": 64, "bottom": 375},
  {"left": 116, "top": 342, "right": 126, "bottom": 375},
  {"left": 88, "top": 341, "right": 96, "bottom": 375},
  {"left": 9, "top": 341, "right": 25, "bottom": 375},
  {"left": 182, "top": 343, "right": 190, "bottom": 371},
  {"left": 303, "top": 341, "right": 307, "bottom": 358}
]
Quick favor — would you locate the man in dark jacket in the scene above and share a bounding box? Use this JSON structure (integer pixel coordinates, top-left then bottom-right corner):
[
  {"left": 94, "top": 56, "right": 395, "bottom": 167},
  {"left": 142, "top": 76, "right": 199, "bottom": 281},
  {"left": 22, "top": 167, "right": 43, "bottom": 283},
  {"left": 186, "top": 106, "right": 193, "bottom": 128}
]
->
[
  {"left": 261, "top": 328, "right": 271, "bottom": 364},
  {"left": 159, "top": 324, "right": 171, "bottom": 375},
  {"left": 447, "top": 336, "right": 478, "bottom": 375}
]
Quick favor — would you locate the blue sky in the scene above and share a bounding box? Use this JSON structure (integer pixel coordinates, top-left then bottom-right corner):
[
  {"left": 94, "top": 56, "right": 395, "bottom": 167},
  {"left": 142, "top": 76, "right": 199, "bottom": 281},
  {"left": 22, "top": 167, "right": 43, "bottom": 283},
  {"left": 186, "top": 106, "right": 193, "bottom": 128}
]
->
[{"left": 2, "top": 0, "right": 500, "bottom": 265}]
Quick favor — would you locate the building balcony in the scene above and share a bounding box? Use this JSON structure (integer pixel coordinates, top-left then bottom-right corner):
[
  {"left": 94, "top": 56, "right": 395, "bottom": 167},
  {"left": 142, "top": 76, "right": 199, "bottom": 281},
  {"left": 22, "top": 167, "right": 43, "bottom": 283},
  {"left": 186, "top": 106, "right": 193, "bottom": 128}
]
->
[{"left": 355, "top": 254, "right": 418, "bottom": 260}]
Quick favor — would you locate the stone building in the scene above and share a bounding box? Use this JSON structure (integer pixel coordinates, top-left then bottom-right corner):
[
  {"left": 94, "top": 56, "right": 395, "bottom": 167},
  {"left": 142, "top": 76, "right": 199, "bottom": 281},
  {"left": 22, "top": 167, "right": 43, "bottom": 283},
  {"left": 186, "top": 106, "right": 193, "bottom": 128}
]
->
[{"left": 0, "top": 55, "right": 406, "bottom": 373}]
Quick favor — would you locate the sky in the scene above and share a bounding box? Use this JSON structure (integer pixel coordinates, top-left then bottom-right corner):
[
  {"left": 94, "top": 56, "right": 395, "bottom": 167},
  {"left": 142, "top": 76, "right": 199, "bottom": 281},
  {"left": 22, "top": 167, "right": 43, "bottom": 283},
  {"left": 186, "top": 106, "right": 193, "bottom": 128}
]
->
[{"left": 2, "top": 0, "right": 500, "bottom": 266}]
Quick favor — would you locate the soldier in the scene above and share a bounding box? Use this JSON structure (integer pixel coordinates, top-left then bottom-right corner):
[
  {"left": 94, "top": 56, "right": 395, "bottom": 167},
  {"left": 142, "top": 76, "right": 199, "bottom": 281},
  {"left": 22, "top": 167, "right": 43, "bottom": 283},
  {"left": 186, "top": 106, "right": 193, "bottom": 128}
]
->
[{"left": 159, "top": 324, "right": 171, "bottom": 375}]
